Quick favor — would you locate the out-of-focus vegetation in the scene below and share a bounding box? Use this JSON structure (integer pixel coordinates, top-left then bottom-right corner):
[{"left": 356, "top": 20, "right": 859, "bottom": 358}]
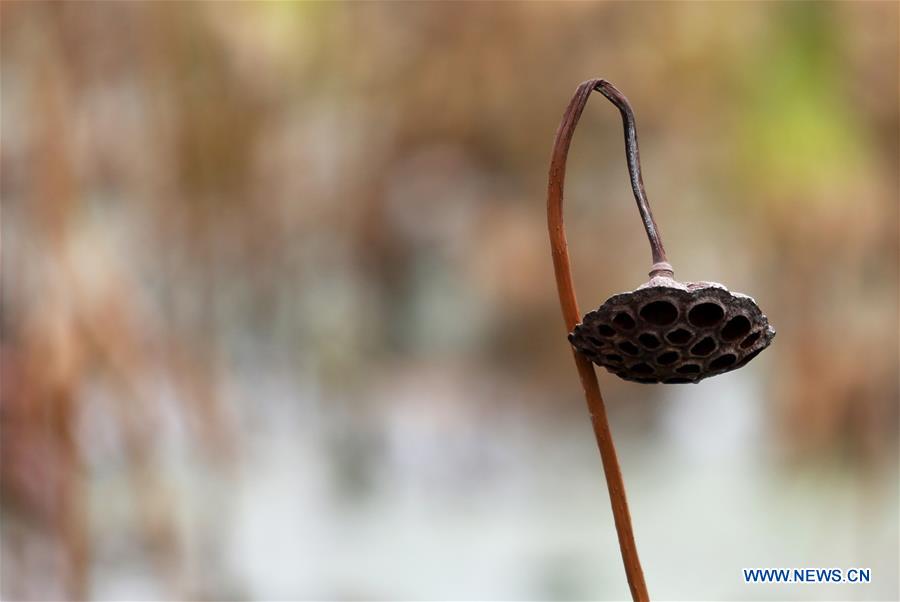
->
[{"left": 1, "top": 2, "right": 897, "bottom": 600}]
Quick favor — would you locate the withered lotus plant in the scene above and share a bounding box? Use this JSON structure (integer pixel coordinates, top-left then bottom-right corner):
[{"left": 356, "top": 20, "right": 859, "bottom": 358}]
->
[{"left": 546, "top": 79, "right": 774, "bottom": 601}]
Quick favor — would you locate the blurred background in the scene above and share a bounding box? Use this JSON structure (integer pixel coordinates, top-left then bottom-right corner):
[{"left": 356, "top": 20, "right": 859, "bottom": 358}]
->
[{"left": 1, "top": 2, "right": 898, "bottom": 600}]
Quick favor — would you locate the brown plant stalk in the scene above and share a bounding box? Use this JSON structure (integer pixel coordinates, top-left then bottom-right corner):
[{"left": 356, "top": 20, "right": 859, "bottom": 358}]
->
[{"left": 547, "top": 78, "right": 650, "bottom": 602}]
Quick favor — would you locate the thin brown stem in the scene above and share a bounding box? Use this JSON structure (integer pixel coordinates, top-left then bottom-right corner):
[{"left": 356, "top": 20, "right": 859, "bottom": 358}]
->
[{"left": 547, "top": 78, "right": 650, "bottom": 602}]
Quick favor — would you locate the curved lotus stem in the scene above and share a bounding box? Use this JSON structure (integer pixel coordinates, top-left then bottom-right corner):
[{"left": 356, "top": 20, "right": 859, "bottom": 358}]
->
[
  {"left": 595, "top": 81, "right": 672, "bottom": 277},
  {"left": 547, "top": 78, "right": 651, "bottom": 602}
]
